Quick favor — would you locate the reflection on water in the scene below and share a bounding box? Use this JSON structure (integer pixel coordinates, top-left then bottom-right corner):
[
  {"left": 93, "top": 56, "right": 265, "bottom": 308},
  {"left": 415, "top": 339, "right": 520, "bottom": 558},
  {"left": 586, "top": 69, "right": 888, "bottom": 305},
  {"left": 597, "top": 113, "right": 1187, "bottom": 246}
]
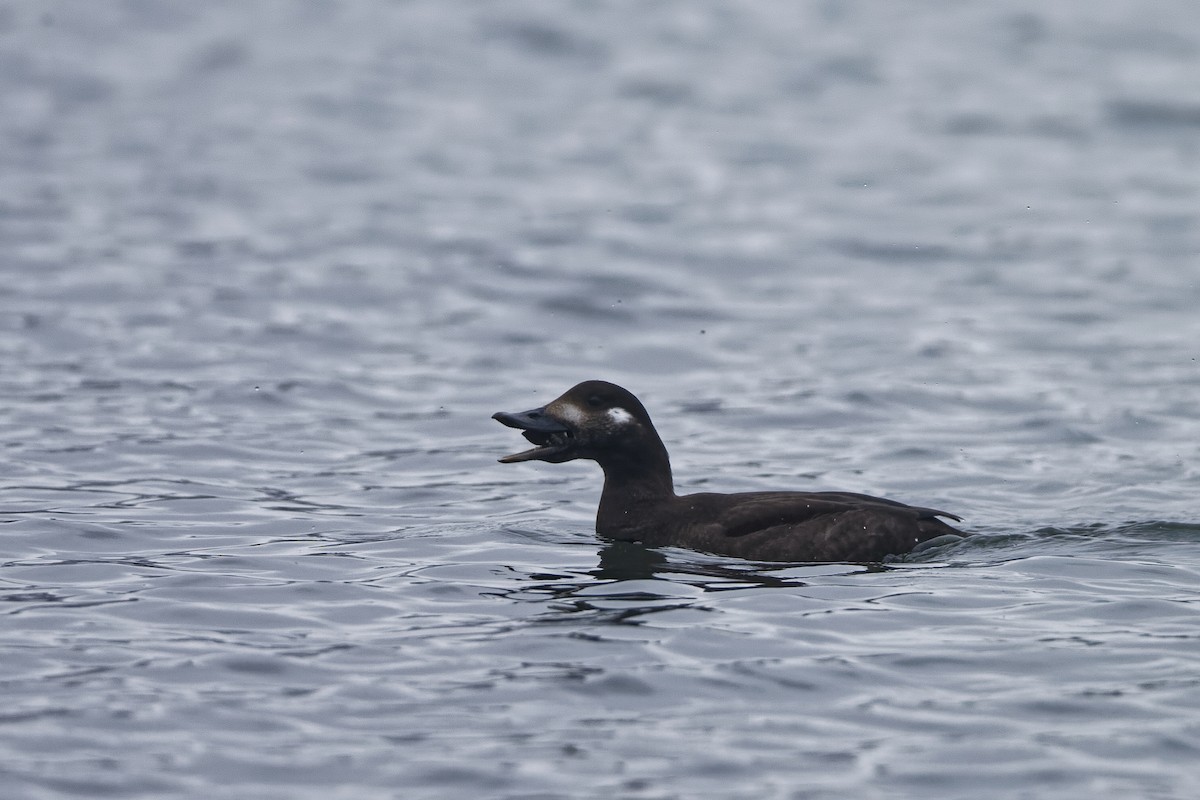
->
[{"left": 493, "top": 538, "right": 852, "bottom": 625}]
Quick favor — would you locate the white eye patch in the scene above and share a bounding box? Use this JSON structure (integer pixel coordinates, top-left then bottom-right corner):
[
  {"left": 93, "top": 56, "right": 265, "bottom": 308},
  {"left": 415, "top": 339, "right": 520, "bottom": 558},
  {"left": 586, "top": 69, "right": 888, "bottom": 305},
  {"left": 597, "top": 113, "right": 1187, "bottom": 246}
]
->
[{"left": 606, "top": 407, "right": 635, "bottom": 427}]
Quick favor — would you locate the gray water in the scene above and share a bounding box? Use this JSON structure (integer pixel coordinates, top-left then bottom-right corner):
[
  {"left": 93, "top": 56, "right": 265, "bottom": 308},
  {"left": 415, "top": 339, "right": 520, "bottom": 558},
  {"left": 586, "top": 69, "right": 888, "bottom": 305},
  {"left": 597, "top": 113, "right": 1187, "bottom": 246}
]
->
[{"left": 2, "top": 1, "right": 1200, "bottom": 798}]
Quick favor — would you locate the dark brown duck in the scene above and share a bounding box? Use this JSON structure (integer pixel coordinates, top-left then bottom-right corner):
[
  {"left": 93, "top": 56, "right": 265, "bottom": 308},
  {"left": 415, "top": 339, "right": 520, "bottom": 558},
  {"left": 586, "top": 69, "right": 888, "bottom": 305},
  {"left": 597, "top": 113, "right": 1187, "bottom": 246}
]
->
[{"left": 494, "top": 380, "right": 966, "bottom": 563}]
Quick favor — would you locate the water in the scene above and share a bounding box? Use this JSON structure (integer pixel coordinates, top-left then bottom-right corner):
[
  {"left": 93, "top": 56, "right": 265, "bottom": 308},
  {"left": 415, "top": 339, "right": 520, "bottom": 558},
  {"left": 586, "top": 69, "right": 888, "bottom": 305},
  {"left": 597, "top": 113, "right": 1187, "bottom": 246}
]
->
[{"left": 2, "top": 1, "right": 1199, "bottom": 798}]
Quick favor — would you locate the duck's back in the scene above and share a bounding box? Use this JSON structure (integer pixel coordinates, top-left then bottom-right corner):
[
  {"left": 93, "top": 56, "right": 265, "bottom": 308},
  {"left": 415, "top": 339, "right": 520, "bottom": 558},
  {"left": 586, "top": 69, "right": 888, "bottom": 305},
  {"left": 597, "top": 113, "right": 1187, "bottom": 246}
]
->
[{"left": 626, "top": 491, "right": 964, "bottom": 562}]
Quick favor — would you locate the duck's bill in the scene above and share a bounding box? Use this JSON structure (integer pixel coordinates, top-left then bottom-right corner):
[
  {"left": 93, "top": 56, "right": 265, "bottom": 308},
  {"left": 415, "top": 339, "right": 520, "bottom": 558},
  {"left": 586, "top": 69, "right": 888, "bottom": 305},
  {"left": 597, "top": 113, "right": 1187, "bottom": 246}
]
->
[{"left": 492, "top": 408, "right": 576, "bottom": 463}]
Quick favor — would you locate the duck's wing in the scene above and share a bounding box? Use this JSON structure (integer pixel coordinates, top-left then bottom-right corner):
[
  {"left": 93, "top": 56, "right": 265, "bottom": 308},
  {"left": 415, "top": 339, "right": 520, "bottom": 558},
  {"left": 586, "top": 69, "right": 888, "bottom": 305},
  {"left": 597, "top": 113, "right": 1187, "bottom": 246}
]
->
[
  {"left": 804, "top": 491, "right": 962, "bottom": 522},
  {"left": 711, "top": 492, "right": 959, "bottom": 539}
]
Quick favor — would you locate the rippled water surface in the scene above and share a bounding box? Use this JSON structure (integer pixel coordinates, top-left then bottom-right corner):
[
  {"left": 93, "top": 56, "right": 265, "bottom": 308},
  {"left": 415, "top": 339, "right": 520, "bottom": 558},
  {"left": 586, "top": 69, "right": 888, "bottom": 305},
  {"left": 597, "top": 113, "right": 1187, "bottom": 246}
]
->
[{"left": 3, "top": 1, "right": 1200, "bottom": 798}]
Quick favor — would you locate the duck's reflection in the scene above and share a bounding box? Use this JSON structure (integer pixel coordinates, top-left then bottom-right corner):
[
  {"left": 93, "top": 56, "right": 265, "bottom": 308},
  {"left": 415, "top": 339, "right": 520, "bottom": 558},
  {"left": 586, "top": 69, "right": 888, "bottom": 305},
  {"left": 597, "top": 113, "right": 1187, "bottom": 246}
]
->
[
  {"left": 489, "top": 523, "right": 915, "bottom": 628},
  {"left": 488, "top": 538, "right": 892, "bottom": 629},
  {"left": 590, "top": 539, "right": 670, "bottom": 581}
]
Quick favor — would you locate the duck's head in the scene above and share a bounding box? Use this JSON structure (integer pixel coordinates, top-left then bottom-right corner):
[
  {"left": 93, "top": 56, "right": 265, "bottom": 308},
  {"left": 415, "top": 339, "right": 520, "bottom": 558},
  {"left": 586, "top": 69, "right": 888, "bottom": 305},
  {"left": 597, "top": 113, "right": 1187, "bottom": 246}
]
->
[{"left": 493, "top": 380, "right": 658, "bottom": 465}]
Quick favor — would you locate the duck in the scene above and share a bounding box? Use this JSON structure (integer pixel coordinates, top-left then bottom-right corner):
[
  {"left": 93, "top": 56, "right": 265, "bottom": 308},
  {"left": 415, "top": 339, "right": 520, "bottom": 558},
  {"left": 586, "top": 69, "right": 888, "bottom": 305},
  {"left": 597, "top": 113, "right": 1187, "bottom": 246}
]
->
[{"left": 493, "top": 380, "right": 966, "bottom": 563}]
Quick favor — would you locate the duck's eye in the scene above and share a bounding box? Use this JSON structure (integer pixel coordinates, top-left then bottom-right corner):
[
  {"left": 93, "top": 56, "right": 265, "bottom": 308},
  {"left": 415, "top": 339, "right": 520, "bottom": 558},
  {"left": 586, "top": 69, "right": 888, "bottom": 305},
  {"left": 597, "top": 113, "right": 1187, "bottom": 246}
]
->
[{"left": 586, "top": 394, "right": 605, "bottom": 408}]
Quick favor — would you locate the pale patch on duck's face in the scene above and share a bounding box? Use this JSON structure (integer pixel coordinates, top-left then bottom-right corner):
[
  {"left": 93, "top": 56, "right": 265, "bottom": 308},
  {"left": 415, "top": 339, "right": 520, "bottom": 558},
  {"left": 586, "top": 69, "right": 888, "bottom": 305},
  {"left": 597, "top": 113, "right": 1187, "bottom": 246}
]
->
[
  {"left": 606, "top": 407, "right": 635, "bottom": 427},
  {"left": 546, "top": 399, "right": 639, "bottom": 445},
  {"left": 550, "top": 400, "right": 586, "bottom": 428}
]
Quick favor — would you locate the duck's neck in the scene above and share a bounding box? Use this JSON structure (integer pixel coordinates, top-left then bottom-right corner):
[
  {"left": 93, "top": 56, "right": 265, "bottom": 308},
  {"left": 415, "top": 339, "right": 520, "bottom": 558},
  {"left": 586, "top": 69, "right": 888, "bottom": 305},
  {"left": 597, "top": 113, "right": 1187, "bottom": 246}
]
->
[{"left": 595, "top": 438, "right": 675, "bottom": 539}]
